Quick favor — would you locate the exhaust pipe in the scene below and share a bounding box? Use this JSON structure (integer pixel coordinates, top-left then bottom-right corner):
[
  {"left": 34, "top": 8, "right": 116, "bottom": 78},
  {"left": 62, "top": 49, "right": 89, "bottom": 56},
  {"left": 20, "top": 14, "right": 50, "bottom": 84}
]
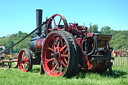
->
[{"left": 36, "top": 9, "right": 43, "bottom": 36}]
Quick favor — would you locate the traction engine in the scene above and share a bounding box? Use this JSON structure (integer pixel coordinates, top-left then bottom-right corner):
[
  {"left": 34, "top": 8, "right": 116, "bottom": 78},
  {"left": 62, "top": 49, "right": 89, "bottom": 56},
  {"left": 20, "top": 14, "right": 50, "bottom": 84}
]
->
[{"left": 18, "top": 9, "right": 113, "bottom": 77}]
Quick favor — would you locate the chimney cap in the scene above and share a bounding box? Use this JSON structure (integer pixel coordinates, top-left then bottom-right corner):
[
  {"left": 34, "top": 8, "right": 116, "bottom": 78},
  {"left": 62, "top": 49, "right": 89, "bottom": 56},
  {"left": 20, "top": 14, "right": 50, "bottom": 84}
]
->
[{"left": 36, "top": 9, "right": 42, "bottom": 11}]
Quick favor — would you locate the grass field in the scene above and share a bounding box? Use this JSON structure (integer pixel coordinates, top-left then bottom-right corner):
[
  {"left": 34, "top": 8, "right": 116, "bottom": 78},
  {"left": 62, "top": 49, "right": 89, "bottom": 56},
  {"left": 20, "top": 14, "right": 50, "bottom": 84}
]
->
[{"left": 0, "top": 64, "right": 128, "bottom": 85}]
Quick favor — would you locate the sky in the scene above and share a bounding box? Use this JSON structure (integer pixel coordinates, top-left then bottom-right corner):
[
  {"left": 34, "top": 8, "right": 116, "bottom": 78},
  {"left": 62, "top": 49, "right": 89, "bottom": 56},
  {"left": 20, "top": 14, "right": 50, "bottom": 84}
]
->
[{"left": 0, "top": 0, "right": 128, "bottom": 37}]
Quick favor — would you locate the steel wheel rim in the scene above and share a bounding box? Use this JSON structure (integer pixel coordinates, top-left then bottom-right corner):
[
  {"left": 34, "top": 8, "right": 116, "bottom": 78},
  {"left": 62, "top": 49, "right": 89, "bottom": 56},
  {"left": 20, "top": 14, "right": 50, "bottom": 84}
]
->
[
  {"left": 18, "top": 50, "right": 30, "bottom": 72},
  {"left": 42, "top": 33, "right": 69, "bottom": 76}
]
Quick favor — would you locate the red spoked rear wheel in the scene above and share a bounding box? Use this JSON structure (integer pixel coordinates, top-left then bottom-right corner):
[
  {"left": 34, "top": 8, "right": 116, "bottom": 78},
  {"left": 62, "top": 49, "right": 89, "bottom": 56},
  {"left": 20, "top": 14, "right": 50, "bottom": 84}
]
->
[
  {"left": 42, "top": 31, "right": 78, "bottom": 77},
  {"left": 46, "top": 14, "right": 69, "bottom": 34},
  {"left": 18, "top": 48, "right": 32, "bottom": 72}
]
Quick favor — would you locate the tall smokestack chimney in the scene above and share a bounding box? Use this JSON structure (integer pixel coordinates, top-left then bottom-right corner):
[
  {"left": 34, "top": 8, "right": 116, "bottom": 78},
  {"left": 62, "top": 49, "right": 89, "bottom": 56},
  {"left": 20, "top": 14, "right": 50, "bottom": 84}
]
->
[{"left": 36, "top": 9, "right": 42, "bottom": 36}]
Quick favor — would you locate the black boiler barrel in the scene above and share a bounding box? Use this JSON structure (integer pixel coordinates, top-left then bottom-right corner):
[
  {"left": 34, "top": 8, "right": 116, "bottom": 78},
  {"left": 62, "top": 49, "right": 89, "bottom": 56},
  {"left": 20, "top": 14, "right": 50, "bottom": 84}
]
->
[{"left": 29, "top": 38, "right": 45, "bottom": 52}]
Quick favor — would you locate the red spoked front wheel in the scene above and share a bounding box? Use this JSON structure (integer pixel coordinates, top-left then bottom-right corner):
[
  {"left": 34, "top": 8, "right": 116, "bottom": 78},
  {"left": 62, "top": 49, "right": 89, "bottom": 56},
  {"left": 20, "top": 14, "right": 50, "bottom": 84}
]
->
[
  {"left": 42, "top": 31, "right": 78, "bottom": 77},
  {"left": 18, "top": 48, "right": 32, "bottom": 72}
]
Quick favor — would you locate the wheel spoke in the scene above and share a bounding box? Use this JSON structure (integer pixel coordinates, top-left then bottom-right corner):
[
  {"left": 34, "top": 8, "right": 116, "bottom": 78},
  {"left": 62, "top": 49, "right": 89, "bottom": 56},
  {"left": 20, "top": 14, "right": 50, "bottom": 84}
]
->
[
  {"left": 21, "top": 63, "right": 24, "bottom": 67},
  {"left": 58, "top": 18, "right": 62, "bottom": 26},
  {"left": 61, "top": 54, "right": 69, "bottom": 57},
  {"left": 24, "top": 58, "right": 29, "bottom": 62},
  {"left": 47, "top": 47, "right": 54, "bottom": 52},
  {"left": 23, "top": 64, "right": 27, "bottom": 69},
  {"left": 60, "top": 38, "right": 64, "bottom": 47},
  {"left": 60, "top": 60, "right": 67, "bottom": 67},
  {"left": 47, "top": 58, "right": 55, "bottom": 63},
  {"left": 64, "top": 48, "right": 68, "bottom": 54},
  {"left": 24, "top": 62, "right": 29, "bottom": 64},
  {"left": 64, "top": 58, "right": 68, "bottom": 64},
  {"left": 54, "top": 41, "right": 57, "bottom": 46},
  {"left": 53, "top": 39, "right": 58, "bottom": 46},
  {"left": 22, "top": 56, "right": 24, "bottom": 59},
  {"left": 54, "top": 46, "right": 56, "bottom": 50},
  {"left": 59, "top": 63, "right": 62, "bottom": 73},
  {"left": 51, "top": 36, "right": 57, "bottom": 44},
  {"left": 55, "top": 37, "right": 60, "bottom": 47},
  {"left": 24, "top": 54, "right": 28, "bottom": 58},
  {"left": 53, "top": 19, "right": 56, "bottom": 27},
  {"left": 60, "top": 45, "right": 67, "bottom": 52},
  {"left": 22, "top": 52, "right": 25, "bottom": 59},
  {"left": 52, "top": 59, "right": 56, "bottom": 66},
  {"left": 58, "top": 62, "right": 60, "bottom": 74},
  {"left": 24, "top": 64, "right": 28, "bottom": 69},
  {"left": 51, "top": 53, "right": 54, "bottom": 56},
  {"left": 51, "top": 63, "right": 58, "bottom": 72},
  {"left": 57, "top": 41, "right": 60, "bottom": 47}
]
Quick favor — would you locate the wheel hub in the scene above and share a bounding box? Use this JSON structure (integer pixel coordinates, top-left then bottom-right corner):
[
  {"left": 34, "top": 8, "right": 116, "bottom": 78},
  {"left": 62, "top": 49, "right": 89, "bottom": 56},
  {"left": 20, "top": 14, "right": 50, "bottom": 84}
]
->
[
  {"left": 54, "top": 52, "right": 59, "bottom": 60},
  {"left": 21, "top": 59, "right": 24, "bottom": 63}
]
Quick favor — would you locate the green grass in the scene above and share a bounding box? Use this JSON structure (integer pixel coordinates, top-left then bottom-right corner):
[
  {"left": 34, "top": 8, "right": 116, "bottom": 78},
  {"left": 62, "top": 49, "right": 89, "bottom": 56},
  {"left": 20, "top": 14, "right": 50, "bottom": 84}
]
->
[{"left": 0, "top": 65, "right": 128, "bottom": 85}]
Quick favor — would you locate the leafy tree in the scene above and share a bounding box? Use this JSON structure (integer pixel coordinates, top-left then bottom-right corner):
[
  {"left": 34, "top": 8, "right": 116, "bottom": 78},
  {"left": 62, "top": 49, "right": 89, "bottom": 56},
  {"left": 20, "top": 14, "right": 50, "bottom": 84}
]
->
[
  {"left": 91, "top": 24, "right": 98, "bottom": 33},
  {"left": 0, "top": 31, "right": 32, "bottom": 52},
  {"left": 88, "top": 24, "right": 99, "bottom": 33},
  {"left": 101, "top": 26, "right": 112, "bottom": 34}
]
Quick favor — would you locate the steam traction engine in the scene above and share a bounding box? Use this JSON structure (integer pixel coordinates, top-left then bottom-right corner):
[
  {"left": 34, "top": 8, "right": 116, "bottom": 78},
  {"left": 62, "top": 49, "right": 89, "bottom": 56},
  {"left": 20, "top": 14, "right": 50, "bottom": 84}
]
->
[{"left": 18, "top": 9, "right": 113, "bottom": 77}]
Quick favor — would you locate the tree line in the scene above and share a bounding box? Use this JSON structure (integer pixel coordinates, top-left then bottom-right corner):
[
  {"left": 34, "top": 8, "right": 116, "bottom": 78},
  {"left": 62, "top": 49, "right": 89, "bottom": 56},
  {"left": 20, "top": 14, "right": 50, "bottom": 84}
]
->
[
  {"left": 0, "top": 31, "right": 34, "bottom": 53},
  {"left": 0, "top": 25, "right": 128, "bottom": 52}
]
